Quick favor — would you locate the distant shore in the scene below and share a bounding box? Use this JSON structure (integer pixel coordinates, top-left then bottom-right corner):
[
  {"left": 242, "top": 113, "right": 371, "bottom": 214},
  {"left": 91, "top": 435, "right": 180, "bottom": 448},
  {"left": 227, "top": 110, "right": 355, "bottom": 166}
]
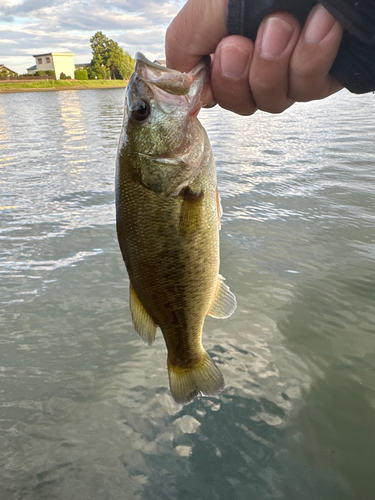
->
[{"left": 0, "top": 79, "right": 128, "bottom": 93}]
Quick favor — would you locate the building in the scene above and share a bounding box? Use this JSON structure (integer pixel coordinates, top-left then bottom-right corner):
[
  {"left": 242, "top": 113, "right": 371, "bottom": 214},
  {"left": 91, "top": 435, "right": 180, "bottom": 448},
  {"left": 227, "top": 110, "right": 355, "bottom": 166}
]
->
[
  {"left": 0, "top": 64, "right": 18, "bottom": 76},
  {"left": 27, "top": 65, "right": 37, "bottom": 74},
  {"left": 75, "top": 63, "right": 90, "bottom": 70},
  {"left": 27, "top": 53, "right": 75, "bottom": 79}
]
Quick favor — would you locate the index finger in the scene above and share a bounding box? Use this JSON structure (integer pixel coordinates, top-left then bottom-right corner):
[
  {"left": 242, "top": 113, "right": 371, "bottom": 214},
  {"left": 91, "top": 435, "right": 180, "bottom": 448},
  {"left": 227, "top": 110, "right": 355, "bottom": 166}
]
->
[{"left": 165, "top": 0, "right": 228, "bottom": 72}]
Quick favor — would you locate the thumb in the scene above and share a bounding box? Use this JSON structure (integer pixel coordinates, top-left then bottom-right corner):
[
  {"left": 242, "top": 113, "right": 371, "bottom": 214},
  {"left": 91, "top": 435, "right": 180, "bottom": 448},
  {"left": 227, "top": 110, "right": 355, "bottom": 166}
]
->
[{"left": 165, "top": 0, "right": 228, "bottom": 72}]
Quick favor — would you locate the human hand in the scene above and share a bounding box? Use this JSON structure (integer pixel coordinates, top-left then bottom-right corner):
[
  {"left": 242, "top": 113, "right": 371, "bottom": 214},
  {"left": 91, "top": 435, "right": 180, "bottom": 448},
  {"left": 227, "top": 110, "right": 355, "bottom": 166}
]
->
[{"left": 165, "top": 0, "right": 344, "bottom": 115}]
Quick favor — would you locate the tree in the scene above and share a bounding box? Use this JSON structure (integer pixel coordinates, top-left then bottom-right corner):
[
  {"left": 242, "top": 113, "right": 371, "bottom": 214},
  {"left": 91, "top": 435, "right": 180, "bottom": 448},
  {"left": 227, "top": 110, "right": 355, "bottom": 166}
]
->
[
  {"left": 88, "top": 59, "right": 109, "bottom": 80},
  {"left": 75, "top": 69, "right": 88, "bottom": 80},
  {"left": 88, "top": 31, "right": 134, "bottom": 80},
  {"left": 90, "top": 31, "right": 109, "bottom": 65}
]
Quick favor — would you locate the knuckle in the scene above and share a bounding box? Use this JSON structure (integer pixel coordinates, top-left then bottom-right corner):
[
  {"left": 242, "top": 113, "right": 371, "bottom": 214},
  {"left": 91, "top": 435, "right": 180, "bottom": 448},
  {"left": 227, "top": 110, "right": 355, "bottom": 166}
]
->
[
  {"left": 289, "top": 77, "right": 329, "bottom": 102},
  {"left": 212, "top": 81, "right": 256, "bottom": 116},
  {"left": 258, "top": 101, "right": 291, "bottom": 114},
  {"left": 289, "top": 59, "right": 330, "bottom": 101}
]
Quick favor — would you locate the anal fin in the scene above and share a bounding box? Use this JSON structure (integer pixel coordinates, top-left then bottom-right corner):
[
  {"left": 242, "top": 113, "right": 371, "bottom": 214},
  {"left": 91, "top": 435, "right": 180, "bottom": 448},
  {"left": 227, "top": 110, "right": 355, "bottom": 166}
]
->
[
  {"left": 208, "top": 274, "right": 237, "bottom": 319},
  {"left": 129, "top": 283, "right": 157, "bottom": 345}
]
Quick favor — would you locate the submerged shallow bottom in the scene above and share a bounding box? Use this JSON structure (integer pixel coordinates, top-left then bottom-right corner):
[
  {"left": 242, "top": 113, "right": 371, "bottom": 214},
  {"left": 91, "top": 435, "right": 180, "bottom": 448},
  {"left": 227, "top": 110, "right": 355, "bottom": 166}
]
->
[{"left": 0, "top": 89, "right": 374, "bottom": 500}]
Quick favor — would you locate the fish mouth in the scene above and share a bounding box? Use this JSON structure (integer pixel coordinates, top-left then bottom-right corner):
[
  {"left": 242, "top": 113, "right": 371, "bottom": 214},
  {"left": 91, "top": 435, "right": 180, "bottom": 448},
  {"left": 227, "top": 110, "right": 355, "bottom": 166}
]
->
[
  {"left": 134, "top": 52, "right": 209, "bottom": 97},
  {"left": 135, "top": 53, "right": 176, "bottom": 73}
]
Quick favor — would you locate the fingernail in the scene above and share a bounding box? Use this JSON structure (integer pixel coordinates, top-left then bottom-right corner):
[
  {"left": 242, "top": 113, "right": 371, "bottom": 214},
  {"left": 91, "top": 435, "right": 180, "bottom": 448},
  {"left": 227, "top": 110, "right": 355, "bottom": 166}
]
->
[
  {"left": 203, "top": 102, "right": 217, "bottom": 109},
  {"left": 304, "top": 4, "right": 336, "bottom": 45},
  {"left": 220, "top": 43, "right": 248, "bottom": 79},
  {"left": 261, "top": 17, "right": 294, "bottom": 59}
]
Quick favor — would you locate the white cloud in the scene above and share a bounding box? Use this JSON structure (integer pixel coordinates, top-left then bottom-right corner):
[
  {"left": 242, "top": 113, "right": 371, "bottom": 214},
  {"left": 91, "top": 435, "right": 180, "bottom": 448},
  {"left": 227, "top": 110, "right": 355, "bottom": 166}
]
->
[{"left": 0, "top": 0, "right": 184, "bottom": 74}]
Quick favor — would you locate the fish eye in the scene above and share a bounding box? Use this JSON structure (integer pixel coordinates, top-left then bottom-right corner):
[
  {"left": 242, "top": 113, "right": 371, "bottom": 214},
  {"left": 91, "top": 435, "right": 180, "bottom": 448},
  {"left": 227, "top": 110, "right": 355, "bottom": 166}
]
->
[{"left": 131, "top": 99, "right": 151, "bottom": 122}]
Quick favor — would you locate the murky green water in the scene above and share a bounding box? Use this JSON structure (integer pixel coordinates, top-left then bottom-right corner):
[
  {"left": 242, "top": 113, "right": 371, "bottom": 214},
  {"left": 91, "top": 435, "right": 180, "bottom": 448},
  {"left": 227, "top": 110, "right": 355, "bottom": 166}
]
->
[{"left": 1, "top": 88, "right": 374, "bottom": 500}]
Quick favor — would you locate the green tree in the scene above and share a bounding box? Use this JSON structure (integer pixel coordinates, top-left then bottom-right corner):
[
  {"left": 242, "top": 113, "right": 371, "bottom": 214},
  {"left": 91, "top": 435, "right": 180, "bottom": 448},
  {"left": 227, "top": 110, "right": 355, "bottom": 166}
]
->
[
  {"left": 87, "top": 60, "right": 108, "bottom": 80},
  {"left": 90, "top": 31, "right": 109, "bottom": 64},
  {"left": 89, "top": 31, "right": 110, "bottom": 79},
  {"left": 75, "top": 69, "right": 88, "bottom": 80},
  {"left": 89, "top": 31, "right": 134, "bottom": 80}
]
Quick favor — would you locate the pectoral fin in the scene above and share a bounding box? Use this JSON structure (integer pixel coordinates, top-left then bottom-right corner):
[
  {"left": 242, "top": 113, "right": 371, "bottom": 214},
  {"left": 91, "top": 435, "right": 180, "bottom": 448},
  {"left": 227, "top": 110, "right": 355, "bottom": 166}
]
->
[
  {"left": 129, "top": 283, "right": 157, "bottom": 345},
  {"left": 208, "top": 275, "right": 237, "bottom": 319}
]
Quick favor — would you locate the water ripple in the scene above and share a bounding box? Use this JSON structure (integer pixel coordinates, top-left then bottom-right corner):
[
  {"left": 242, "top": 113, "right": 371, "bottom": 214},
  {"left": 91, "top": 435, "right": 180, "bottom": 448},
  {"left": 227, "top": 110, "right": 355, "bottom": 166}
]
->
[{"left": 0, "top": 88, "right": 374, "bottom": 500}]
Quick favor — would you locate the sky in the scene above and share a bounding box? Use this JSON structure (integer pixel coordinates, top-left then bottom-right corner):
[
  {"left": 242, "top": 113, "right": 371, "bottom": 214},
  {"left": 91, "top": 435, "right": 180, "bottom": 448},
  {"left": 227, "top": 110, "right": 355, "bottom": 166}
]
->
[{"left": 0, "top": 0, "right": 185, "bottom": 74}]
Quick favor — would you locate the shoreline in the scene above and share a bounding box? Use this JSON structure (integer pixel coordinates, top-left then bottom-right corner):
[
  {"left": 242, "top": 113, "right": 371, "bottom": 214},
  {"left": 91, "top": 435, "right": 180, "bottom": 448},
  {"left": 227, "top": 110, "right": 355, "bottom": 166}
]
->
[
  {"left": 0, "top": 85, "right": 127, "bottom": 94},
  {"left": 0, "top": 80, "right": 128, "bottom": 94}
]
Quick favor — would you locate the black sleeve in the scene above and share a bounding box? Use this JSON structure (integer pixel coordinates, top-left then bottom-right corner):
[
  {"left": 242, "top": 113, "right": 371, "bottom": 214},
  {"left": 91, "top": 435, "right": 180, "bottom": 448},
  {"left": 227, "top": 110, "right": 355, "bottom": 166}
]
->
[{"left": 226, "top": 0, "right": 375, "bottom": 94}]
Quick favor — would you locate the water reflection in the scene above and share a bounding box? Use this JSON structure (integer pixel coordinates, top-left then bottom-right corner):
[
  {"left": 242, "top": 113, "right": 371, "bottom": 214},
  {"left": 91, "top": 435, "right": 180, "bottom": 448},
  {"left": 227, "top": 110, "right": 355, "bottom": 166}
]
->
[
  {"left": 57, "top": 92, "right": 87, "bottom": 170},
  {"left": 0, "top": 99, "right": 14, "bottom": 170}
]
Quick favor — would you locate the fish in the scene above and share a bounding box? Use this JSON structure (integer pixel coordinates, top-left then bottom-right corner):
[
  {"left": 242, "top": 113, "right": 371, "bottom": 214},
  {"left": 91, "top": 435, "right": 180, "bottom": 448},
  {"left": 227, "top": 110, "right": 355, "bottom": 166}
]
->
[
  {"left": 227, "top": 0, "right": 375, "bottom": 94},
  {"left": 115, "top": 53, "right": 236, "bottom": 404}
]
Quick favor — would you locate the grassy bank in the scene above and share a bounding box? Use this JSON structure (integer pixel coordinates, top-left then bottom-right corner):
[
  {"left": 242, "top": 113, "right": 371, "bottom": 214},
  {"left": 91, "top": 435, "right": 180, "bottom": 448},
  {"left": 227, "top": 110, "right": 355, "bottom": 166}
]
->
[{"left": 0, "top": 79, "right": 128, "bottom": 93}]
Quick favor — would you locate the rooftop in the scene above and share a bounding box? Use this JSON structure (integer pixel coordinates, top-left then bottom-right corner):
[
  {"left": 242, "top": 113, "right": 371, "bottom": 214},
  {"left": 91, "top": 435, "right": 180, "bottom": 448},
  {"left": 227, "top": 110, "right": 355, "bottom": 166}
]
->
[{"left": 33, "top": 52, "right": 75, "bottom": 58}]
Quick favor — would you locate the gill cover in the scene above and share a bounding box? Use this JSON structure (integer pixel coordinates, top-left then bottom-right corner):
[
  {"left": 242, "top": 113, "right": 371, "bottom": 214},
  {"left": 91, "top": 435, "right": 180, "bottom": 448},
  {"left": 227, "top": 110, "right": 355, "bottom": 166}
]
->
[{"left": 125, "top": 54, "right": 211, "bottom": 197}]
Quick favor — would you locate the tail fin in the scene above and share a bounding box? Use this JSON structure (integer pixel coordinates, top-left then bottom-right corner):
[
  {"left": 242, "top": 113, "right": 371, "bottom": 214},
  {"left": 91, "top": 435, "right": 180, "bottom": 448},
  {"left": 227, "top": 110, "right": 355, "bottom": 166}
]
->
[{"left": 168, "top": 351, "right": 224, "bottom": 404}]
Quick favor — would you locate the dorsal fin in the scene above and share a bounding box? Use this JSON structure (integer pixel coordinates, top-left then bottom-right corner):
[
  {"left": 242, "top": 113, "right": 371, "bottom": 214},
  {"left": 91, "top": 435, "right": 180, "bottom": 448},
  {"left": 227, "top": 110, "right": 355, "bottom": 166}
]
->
[
  {"left": 129, "top": 283, "right": 157, "bottom": 345},
  {"left": 208, "top": 275, "right": 237, "bottom": 319}
]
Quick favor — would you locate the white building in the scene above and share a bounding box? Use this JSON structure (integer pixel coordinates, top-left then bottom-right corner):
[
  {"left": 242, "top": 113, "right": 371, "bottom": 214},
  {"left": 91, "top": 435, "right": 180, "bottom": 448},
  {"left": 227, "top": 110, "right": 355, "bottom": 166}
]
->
[{"left": 27, "top": 53, "right": 75, "bottom": 79}]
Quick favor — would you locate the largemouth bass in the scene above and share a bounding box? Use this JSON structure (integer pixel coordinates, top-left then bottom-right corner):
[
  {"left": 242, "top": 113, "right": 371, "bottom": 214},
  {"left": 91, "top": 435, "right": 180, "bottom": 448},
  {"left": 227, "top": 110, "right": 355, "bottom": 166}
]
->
[{"left": 116, "top": 53, "right": 236, "bottom": 404}]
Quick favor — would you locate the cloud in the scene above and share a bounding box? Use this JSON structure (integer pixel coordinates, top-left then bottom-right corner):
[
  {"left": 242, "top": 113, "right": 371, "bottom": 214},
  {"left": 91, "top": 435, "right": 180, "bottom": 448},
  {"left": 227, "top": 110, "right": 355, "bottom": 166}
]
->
[
  {"left": 1, "top": 0, "right": 181, "bottom": 26},
  {"left": 3, "top": 0, "right": 56, "bottom": 16},
  {"left": 0, "top": 15, "right": 15, "bottom": 22},
  {"left": 0, "top": 0, "right": 183, "bottom": 73}
]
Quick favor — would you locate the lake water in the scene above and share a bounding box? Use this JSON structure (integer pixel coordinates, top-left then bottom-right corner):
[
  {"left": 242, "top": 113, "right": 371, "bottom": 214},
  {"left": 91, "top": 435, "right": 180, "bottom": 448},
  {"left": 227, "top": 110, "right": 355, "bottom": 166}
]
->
[{"left": 0, "top": 88, "right": 374, "bottom": 500}]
